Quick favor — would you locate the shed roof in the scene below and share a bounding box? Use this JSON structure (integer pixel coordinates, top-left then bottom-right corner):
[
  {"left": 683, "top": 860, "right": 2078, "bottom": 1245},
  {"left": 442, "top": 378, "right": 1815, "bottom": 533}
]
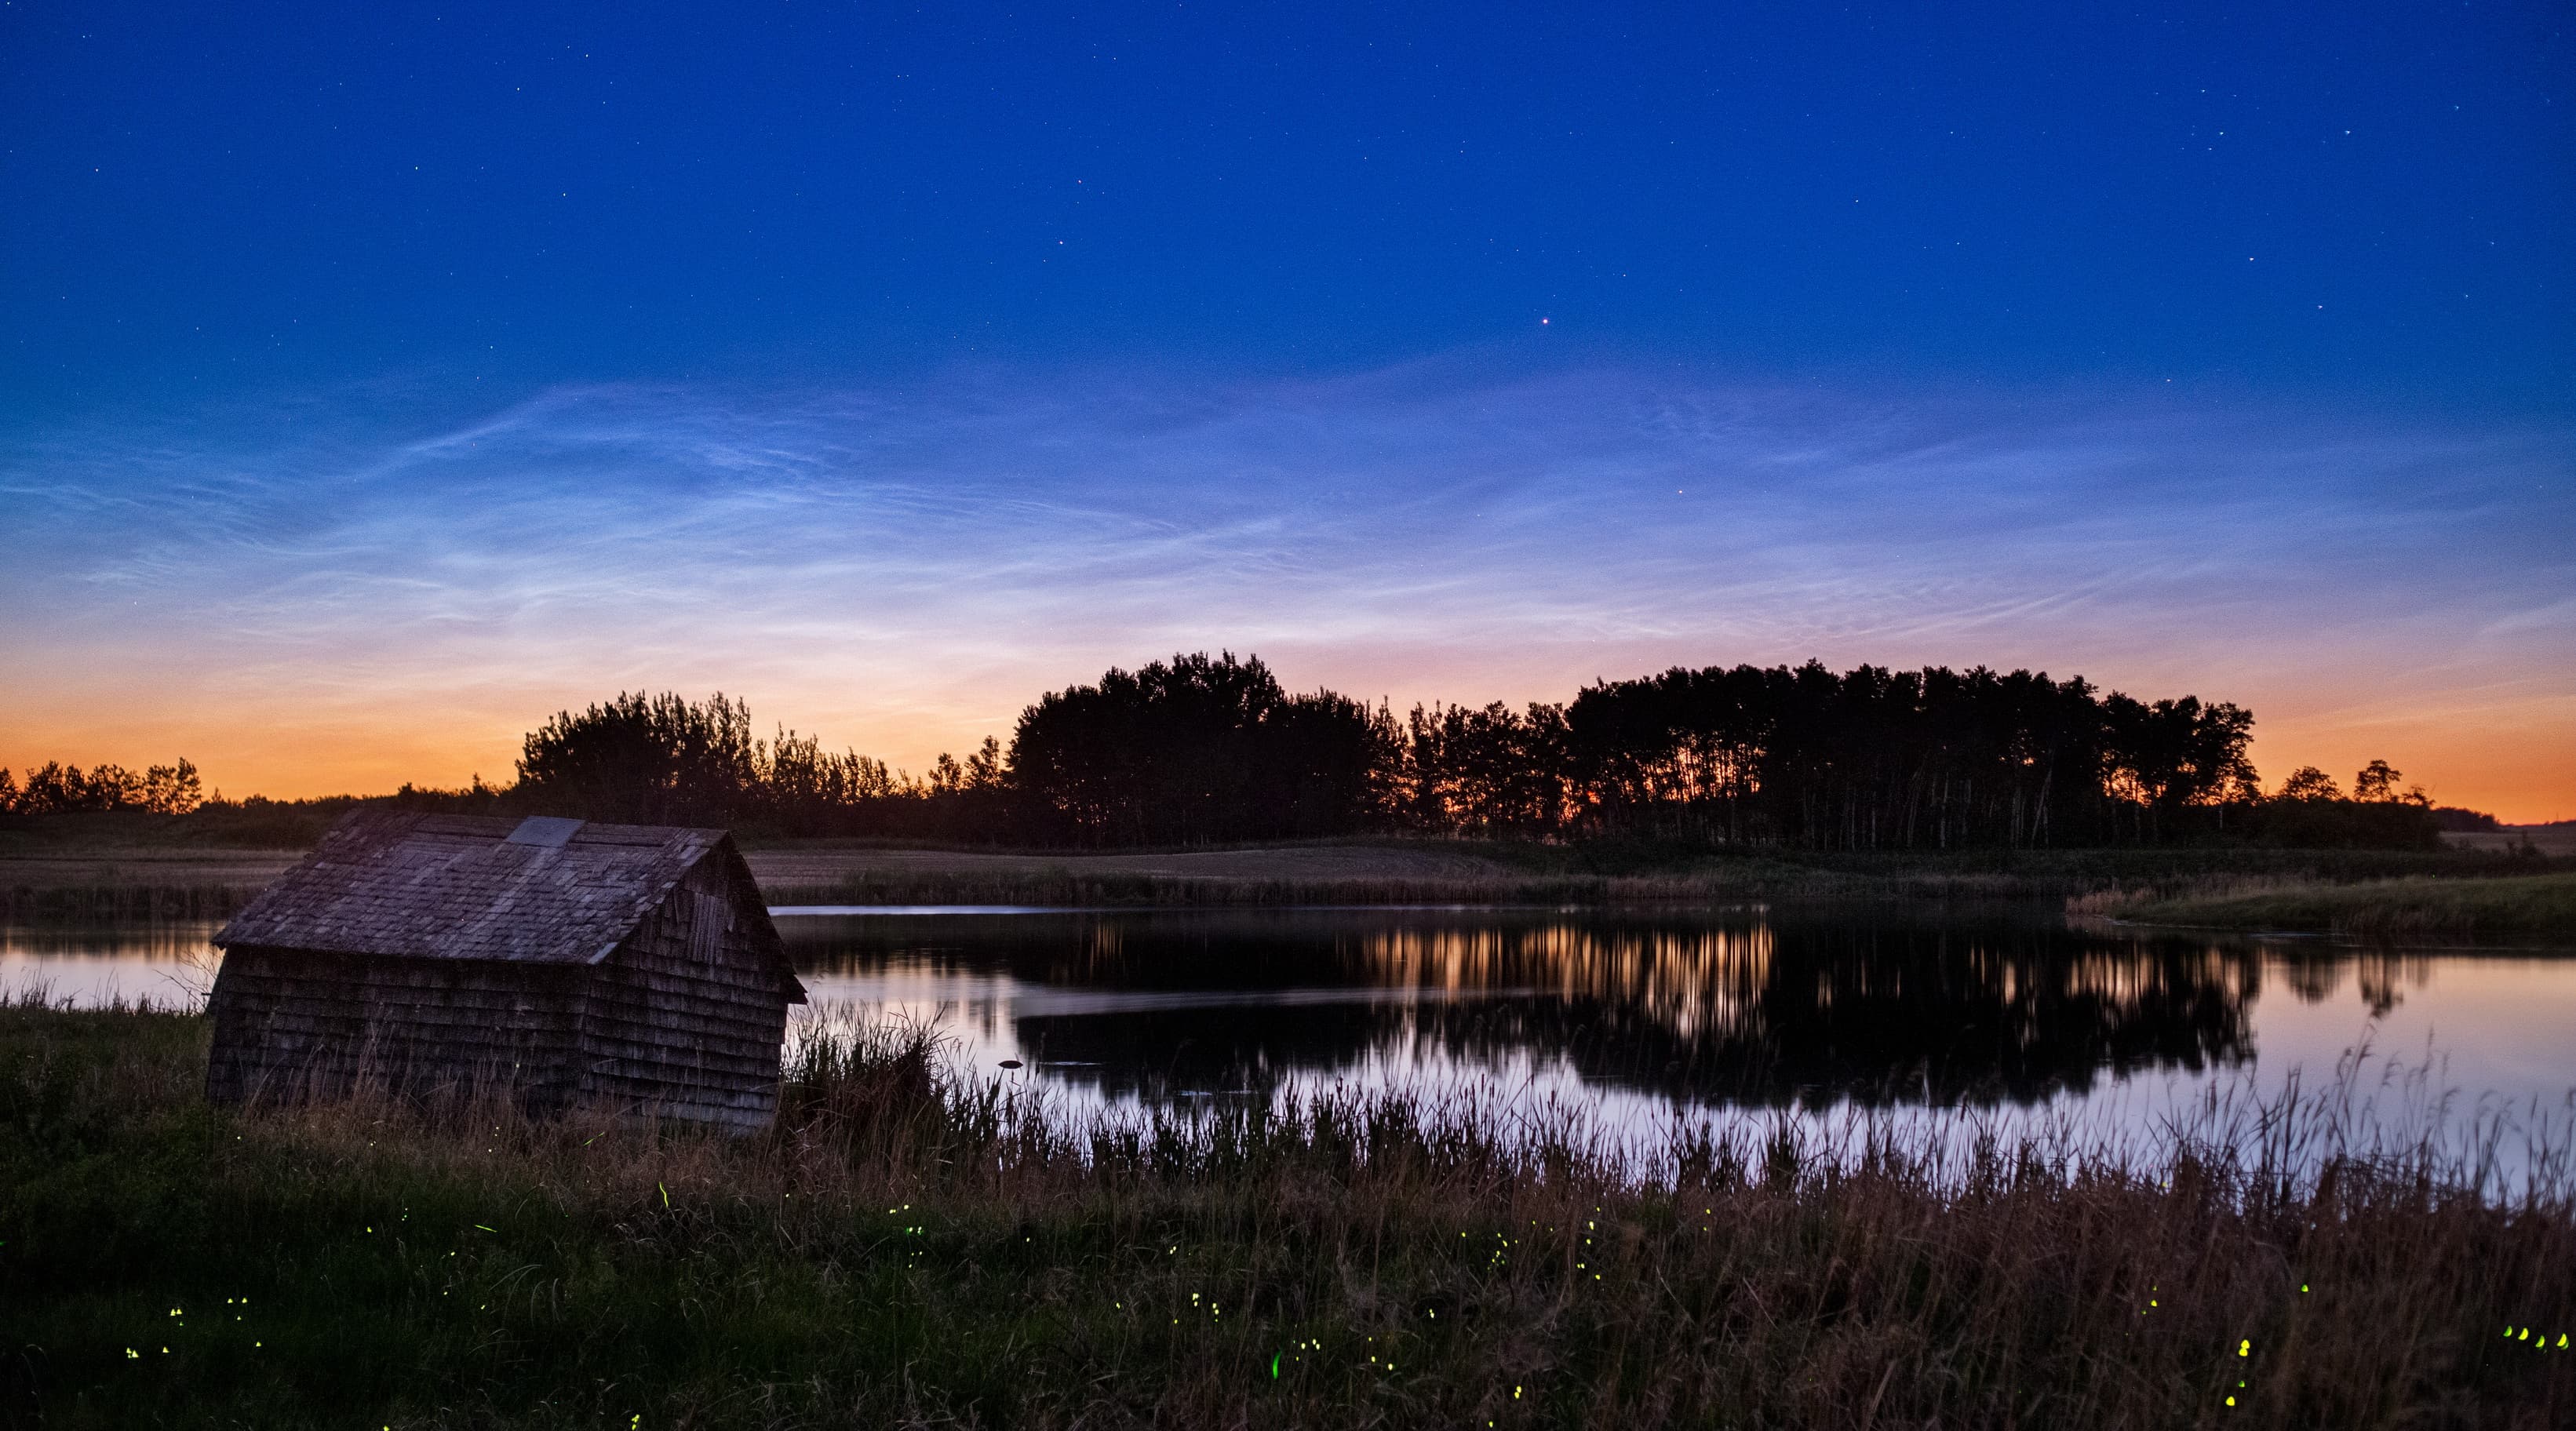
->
[{"left": 216, "top": 809, "right": 794, "bottom": 983}]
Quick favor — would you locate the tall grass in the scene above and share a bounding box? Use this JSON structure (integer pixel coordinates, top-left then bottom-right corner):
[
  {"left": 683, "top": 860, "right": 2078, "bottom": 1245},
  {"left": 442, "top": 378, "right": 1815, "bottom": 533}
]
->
[{"left": 3, "top": 1003, "right": 2571, "bottom": 1427}]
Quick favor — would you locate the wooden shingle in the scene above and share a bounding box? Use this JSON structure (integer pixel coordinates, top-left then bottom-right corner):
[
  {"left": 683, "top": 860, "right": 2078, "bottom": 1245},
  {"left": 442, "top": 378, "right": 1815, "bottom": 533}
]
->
[{"left": 205, "top": 809, "right": 803, "bottom": 1129}]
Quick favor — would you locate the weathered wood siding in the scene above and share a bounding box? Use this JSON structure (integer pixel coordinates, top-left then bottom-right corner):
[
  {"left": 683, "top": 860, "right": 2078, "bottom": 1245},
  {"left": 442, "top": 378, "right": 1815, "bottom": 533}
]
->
[
  {"left": 575, "top": 859, "right": 793, "bottom": 1129},
  {"left": 204, "top": 838, "right": 794, "bottom": 1130},
  {"left": 205, "top": 949, "right": 585, "bottom": 1109}
]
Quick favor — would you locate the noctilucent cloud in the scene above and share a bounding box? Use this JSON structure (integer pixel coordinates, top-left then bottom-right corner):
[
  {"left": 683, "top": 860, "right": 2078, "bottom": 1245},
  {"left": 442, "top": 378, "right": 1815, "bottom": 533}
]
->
[{"left": 2, "top": 2, "right": 2571, "bottom": 817}]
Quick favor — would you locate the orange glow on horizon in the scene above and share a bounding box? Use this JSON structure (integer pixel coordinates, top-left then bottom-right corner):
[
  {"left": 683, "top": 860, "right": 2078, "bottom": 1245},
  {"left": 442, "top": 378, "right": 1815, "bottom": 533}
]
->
[
  {"left": 9, "top": 373, "right": 2567, "bottom": 827},
  {"left": 7, "top": 653, "right": 2570, "bottom": 825}
]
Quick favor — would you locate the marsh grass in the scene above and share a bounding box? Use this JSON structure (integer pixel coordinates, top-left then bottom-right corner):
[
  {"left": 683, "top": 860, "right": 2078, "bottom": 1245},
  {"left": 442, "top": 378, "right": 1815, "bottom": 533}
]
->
[
  {"left": 2072, "top": 872, "right": 2576, "bottom": 945},
  {"left": 2, "top": 1001, "right": 2572, "bottom": 1428}
]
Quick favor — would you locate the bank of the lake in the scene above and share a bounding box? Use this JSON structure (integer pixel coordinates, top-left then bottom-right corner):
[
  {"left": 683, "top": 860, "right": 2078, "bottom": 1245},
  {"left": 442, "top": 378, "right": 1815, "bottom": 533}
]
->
[
  {"left": 2, "top": 999, "right": 2571, "bottom": 1429},
  {"left": 2075, "top": 872, "right": 2576, "bottom": 945},
  {"left": 6, "top": 815, "right": 2563, "bottom": 917}
]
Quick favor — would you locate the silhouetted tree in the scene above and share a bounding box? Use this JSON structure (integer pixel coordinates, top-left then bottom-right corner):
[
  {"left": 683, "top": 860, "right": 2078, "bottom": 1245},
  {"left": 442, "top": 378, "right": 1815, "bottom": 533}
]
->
[
  {"left": 1547, "top": 661, "right": 2260, "bottom": 849},
  {"left": 20, "top": 763, "right": 84, "bottom": 813},
  {"left": 90, "top": 655, "right": 2435, "bottom": 852},
  {"left": 2256, "top": 759, "right": 2438, "bottom": 849},
  {"left": 761, "top": 724, "right": 905, "bottom": 833},
  {"left": 2352, "top": 759, "right": 2421, "bottom": 804},
  {"left": 2276, "top": 766, "right": 2342, "bottom": 801},
  {"left": 1008, "top": 652, "right": 1396, "bottom": 844},
  {"left": 516, "top": 692, "right": 765, "bottom": 825},
  {"left": 2101, "top": 694, "right": 2257, "bottom": 843},
  {"left": 7, "top": 759, "right": 202, "bottom": 814},
  {"left": 139, "top": 759, "right": 204, "bottom": 814},
  {"left": 1401, "top": 701, "right": 1575, "bottom": 836}
]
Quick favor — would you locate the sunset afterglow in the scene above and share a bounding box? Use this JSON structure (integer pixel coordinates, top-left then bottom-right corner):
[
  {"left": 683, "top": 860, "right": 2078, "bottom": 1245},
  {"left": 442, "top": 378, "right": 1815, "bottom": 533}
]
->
[{"left": 3, "top": 3, "right": 2569, "bottom": 820}]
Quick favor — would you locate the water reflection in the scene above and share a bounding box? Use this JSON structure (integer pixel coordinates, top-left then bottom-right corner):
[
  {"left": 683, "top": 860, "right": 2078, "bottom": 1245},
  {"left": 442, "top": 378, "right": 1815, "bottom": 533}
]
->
[
  {"left": 782, "top": 907, "right": 2273, "bottom": 1108},
  {"left": 4, "top": 906, "right": 2561, "bottom": 1125},
  {"left": 0, "top": 919, "right": 220, "bottom": 1008}
]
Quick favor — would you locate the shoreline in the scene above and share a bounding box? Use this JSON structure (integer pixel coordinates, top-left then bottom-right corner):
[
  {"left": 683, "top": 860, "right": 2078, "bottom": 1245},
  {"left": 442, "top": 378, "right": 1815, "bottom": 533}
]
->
[
  {"left": 5, "top": 836, "right": 2566, "bottom": 920},
  {"left": 2068, "top": 872, "right": 2576, "bottom": 946}
]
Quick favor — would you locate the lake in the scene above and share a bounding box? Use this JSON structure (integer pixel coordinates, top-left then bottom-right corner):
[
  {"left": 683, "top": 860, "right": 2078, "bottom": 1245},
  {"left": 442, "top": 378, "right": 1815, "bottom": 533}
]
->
[{"left": 11, "top": 902, "right": 2574, "bottom": 1183}]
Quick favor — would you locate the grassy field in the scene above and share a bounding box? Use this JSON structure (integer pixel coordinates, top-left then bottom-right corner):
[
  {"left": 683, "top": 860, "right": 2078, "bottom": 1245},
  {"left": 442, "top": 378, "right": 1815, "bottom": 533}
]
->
[
  {"left": 2072, "top": 872, "right": 2576, "bottom": 945},
  {"left": 2, "top": 999, "right": 2571, "bottom": 1429},
  {"left": 2445, "top": 828, "right": 2576, "bottom": 858}
]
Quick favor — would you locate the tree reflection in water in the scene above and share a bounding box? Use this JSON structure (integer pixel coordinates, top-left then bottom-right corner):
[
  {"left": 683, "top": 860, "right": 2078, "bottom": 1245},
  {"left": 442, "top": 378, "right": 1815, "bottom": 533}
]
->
[{"left": 782, "top": 906, "right": 2287, "bottom": 1109}]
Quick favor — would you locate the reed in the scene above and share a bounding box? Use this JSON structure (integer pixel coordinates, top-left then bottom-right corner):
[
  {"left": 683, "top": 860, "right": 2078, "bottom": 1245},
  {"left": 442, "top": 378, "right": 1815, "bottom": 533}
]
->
[{"left": 2, "top": 1002, "right": 2570, "bottom": 1428}]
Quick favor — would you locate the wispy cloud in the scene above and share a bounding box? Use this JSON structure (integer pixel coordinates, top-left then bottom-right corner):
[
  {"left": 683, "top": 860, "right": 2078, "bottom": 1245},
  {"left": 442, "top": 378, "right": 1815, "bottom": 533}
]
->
[{"left": 3, "top": 362, "right": 2571, "bottom": 815}]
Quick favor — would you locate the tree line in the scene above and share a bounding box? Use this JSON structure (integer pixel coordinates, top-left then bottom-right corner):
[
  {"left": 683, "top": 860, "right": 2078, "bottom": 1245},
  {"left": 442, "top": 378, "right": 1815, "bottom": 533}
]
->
[
  {"left": 0, "top": 653, "right": 2460, "bottom": 849},
  {"left": 0, "top": 759, "right": 203, "bottom": 815},
  {"left": 497, "top": 653, "right": 2443, "bottom": 849}
]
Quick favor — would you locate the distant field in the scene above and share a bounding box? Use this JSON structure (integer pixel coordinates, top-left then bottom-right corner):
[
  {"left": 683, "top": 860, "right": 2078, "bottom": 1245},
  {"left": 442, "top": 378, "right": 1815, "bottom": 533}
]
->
[
  {"left": 746, "top": 843, "right": 2576, "bottom": 910},
  {"left": 0, "top": 843, "right": 1521, "bottom": 893},
  {"left": 751, "top": 840, "right": 1518, "bottom": 887},
  {"left": 2075, "top": 872, "right": 2576, "bottom": 945},
  {"left": 8, "top": 825, "right": 2570, "bottom": 916},
  {"left": 0, "top": 847, "right": 304, "bottom": 889},
  {"left": 2444, "top": 827, "right": 2576, "bottom": 857},
  {"left": 0, "top": 847, "right": 304, "bottom": 916}
]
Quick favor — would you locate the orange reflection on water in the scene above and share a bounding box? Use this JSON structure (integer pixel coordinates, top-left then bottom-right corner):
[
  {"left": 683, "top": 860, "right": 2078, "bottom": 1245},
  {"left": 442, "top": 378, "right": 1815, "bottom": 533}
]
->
[{"left": 1357, "top": 923, "right": 1774, "bottom": 1043}]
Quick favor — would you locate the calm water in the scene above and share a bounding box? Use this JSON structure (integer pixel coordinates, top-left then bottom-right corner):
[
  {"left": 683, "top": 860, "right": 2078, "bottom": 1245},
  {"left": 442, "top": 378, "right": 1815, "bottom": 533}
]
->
[{"left": 11, "top": 903, "right": 2574, "bottom": 1174}]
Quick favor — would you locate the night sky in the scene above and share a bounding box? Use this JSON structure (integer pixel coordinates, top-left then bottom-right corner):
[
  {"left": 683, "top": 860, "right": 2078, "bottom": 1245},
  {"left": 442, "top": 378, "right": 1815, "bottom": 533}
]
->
[{"left": 4, "top": 2, "right": 2571, "bottom": 817}]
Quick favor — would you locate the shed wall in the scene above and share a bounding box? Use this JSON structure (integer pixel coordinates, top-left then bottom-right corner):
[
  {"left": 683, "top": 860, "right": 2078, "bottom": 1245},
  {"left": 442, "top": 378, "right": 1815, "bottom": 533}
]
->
[
  {"left": 576, "top": 861, "right": 793, "bottom": 1129},
  {"left": 205, "top": 949, "right": 585, "bottom": 1109}
]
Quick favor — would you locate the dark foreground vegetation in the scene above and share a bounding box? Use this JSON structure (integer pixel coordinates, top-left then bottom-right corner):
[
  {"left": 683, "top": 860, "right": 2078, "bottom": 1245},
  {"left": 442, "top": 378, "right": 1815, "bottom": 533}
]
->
[
  {"left": 1, "top": 651, "right": 2478, "bottom": 853},
  {"left": 3, "top": 1000, "right": 2571, "bottom": 1429}
]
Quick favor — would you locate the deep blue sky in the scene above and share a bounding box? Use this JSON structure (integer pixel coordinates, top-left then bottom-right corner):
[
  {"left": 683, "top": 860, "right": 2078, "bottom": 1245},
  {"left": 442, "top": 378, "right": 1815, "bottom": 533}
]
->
[
  {"left": 3, "top": 1, "right": 2572, "bottom": 815},
  {"left": 6, "top": 0, "right": 2568, "bottom": 408}
]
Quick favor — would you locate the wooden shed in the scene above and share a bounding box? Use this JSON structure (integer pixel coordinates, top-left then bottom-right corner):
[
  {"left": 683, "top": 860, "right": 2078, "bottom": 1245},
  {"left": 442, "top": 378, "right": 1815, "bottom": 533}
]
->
[{"left": 206, "top": 809, "right": 806, "bottom": 1129}]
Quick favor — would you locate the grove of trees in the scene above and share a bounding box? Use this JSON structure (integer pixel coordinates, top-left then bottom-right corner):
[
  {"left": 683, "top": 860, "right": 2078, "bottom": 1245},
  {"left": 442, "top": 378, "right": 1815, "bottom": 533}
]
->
[
  {"left": 0, "top": 759, "right": 202, "bottom": 814},
  {"left": 0, "top": 653, "right": 2457, "bottom": 850},
  {"left": 493, "top": 653, "right": 2439, "bottom": 850}
]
